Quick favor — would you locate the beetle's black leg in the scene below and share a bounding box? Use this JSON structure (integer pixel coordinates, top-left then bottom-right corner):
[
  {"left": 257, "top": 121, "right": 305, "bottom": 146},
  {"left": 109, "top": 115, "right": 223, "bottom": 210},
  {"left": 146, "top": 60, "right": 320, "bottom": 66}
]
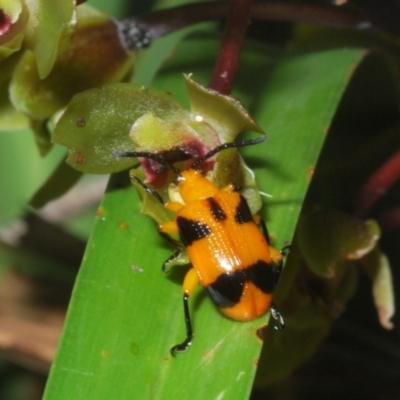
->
[
  {"left": 280, "top": 245, "right": 291, "bottom": 257},
  {"left": 271, "top": 302, "right": 285, "bottom": 330},
  {"left": 270, "top": 245, "right": 291, "bottom": 324},
  {"left": 258, "top": 229, "right": 289, "bottom": 330},
  {"left": 158, "top": 230, "right": 181, "bottom": 247},
  {"left": 158, "top": 230, "right": 184, "bottom": 272},
  {"left": 170, "top": 293, "right": 193, "bottom": 356},
  {"left": 130, "top": 175, "right": 165, "bottom": 205},
  {"left": 161, "top": 248, "right": 182, "bottom": 272},
  {"left": 259, "top": 217, "right": 284, "bottom": 287},
  {"left": 273, "top": 244, "right": 291, "bottom": 286}
]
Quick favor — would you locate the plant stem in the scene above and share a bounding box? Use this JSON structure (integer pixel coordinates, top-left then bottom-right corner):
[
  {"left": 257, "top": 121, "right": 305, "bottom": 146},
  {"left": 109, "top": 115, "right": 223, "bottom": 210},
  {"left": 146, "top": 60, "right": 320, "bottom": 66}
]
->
[
  {"left": 352, "top": 149, "right": 400, "bottom": 218},
  {"left": 209, "top": 0, "right": 253, "bottom": 95},
  {"left": 120, "top": 1, "right": 369, "bottom": 48}
]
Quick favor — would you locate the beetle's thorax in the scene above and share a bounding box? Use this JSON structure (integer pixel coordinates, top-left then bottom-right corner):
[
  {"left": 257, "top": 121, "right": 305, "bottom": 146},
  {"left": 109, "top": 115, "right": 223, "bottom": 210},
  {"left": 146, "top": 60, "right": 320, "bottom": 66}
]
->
[{"left": 178, "top": 170, "right": 219, "bottom": 203}]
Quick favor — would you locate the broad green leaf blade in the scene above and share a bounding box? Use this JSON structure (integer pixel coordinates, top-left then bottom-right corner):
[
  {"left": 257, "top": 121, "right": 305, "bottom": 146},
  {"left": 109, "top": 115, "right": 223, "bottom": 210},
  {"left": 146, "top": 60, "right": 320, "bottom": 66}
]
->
[
  {"left": 44, "top": 42, "right": 368, "bottom": 399},
  {"left": 44, "top": 172, "right": 265, "bottom": 399}
]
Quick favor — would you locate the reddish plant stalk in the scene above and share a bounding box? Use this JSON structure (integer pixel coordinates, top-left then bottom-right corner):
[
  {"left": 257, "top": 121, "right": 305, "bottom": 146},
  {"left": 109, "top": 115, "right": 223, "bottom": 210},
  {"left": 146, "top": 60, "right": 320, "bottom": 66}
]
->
[
  {"left": 353, "top": 149, "right": 400, "bottom": 218},
  {"left": 128, "top": 2, "right": 368, "bottom": 42},
  {"left": 209, "top": 0, "right": 253, "bottom": 95}
]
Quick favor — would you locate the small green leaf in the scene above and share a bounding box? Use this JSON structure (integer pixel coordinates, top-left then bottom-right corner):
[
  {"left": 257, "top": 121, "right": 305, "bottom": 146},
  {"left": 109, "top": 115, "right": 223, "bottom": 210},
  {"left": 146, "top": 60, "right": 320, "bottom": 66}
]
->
[
  {"left": 53, "top": 83, "right": 187, "bottom": 173},
  {"left": 185, "top": 74, "right": 264, "bottom": 143},
  {"left": 359, "top": 246, "right": 395, "bottom": 330},
  {"left": 297, "top": 207, "right": 380, "bottom": 278}
]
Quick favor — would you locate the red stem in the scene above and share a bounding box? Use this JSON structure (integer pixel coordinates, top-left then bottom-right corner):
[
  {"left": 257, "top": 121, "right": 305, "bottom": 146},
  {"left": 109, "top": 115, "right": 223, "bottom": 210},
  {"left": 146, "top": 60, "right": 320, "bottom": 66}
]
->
[
  {"left": 353, "top": 149, "right": 400, "bottom": 218},
  {"left": 209, "top": 0, "right": 253, "bottom": 95}
]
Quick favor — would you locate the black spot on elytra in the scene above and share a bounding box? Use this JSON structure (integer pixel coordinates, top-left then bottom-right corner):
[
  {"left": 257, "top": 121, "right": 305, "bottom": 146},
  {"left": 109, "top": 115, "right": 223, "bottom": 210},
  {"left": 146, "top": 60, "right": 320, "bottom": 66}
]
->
[
  {"left": 205, "top": 273, "right": 244, "bottom": 308},
  {"left": 246, "top": 260, "right": 275, "bottom": 293},
  {"left": 205, "top": 260, "right": 275, "bottom": 308},
  {"left": 177, "top": 216, "right": 211, "bottom": 247},
  {"left": 207, "top": 197, "right": 227, "bottom": 221},
  {"left": 235, "top": 195, "right": 253, "bottom": 224}
]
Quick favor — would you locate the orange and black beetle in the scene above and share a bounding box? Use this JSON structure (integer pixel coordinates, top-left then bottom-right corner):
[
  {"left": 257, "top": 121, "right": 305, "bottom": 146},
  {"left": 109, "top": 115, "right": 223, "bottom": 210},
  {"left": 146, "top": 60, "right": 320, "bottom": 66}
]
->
[{"left": 116, "top": 137, "right": 286, "bottom": 355}]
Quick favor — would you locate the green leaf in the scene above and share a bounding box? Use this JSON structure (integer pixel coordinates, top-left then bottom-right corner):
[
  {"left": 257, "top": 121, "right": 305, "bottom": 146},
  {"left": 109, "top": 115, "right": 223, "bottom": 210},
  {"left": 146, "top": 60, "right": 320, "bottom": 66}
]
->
[
  {"left": 297, "top": 207, "right": 380, "bottom": 278},
  {"left": 185, "top": 74, "right": 264, "bottom": 142},
  {"left": 53, "top": 83, "right": 188, "bottom": 174},
  {"left": 44, "top": 38, "right": 368, "bottom": 399}
]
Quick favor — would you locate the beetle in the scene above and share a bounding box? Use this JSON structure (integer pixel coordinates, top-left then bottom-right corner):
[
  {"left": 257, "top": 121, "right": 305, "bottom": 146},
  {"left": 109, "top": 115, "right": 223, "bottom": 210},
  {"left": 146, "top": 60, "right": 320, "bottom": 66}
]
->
[{"left": 115, "top": 137, "right": 286, "bottom": 356}]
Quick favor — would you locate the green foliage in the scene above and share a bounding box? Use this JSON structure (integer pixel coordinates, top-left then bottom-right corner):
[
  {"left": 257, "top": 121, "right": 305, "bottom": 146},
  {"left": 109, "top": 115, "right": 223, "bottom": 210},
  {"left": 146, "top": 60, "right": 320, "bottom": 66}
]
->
[
  {"left": 43, "top": 38, "right": 372, "bottom": 399},
  {"left": 1, "top": 0, "right": 399, "bottom": 399}
]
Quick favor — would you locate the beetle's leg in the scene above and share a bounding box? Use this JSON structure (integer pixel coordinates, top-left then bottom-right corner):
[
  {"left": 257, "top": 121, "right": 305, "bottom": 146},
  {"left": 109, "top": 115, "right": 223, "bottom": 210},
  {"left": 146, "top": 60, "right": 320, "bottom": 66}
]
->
[
  {"left": 270, "top": 302, "right": 285, "bottom": 330},
  {"left": 159, "top": 220, "right": 179, "bottom": 234},
  {"left": 158, "top": 230, "right": 183, "bottom": 272},
  {"left": 158, "top": 230, "right": 181, "bottom": 247},
  {"left": 161, "top": 248, "right": 183, "bottom": 272},
  {"left": 158, "top": 228, "right": 183, "bottom": 272},
  {"left": 259, "top": 217, "right": 283, "bottom": 286},
  {"left": 170, "top": 293, "right": 193, "bottom": 356},
  {"left": 270, "top": 245, "right": 292, "bottom": 287},
  {"left": 159, "top": 217, "right": 184, "bottom": 272},
  {"left": 130, "top": 175, "right": 165, "bottom": 205},
  {"left": 259, "top": 218, "right": 287, "bottom": 329},
  {"left": 260, "top": 218, "right": 291, "bottom": 287},
  {"left": 170, "top": 267, "right": 199, "bottom": 356},
  {"left": 280, "top": 245, "right": 291, "bottom": 257},
  {"left": 165, "top": 201, "right": 184, "bottom": 213}
]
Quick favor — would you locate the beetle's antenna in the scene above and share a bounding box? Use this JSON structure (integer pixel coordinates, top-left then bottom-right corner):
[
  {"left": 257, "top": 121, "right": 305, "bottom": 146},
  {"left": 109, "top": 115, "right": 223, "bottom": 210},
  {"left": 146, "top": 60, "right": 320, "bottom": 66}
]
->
[
  {"left": 191, "top": 136, "right": 266, "bottom": 170},
  {"left": 115, "top": 136, "right": 265, "bottom": 176},
  {"left": 114, "top": 151, "right": 181, "bottom": 175}
]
